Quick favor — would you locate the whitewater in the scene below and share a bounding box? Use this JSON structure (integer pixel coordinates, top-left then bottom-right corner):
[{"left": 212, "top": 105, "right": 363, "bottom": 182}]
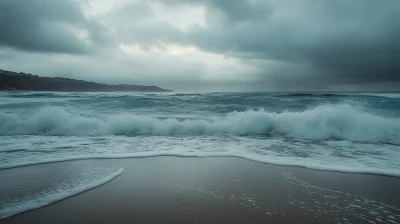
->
[{"left": 1, "top": 91, "right": 400, "bottom": 176}]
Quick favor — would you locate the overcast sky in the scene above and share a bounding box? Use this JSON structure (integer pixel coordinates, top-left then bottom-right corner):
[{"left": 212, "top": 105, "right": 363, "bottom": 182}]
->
[{"left": 0, "top": 0, "right": 399, "bottom": 91}]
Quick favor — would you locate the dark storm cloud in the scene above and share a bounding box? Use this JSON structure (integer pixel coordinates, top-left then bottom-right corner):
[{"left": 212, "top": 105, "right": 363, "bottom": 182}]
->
[
  {"left": 113, "top": 0, "right": 400, "bottom": 88},
  {"left": 193, "top": 0, "right": 400, "bottom": 85},
  {"left": 0, "top": 0, "right": 112, "bottom": 54},
  {"left": 1, "top": 0, "right": 399, "bottom": 91}
]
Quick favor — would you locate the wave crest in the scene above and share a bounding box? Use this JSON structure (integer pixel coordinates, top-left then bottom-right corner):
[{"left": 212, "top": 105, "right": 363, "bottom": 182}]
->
[{"left": 0, "top": 104, "right": 399, "bottom": 144}]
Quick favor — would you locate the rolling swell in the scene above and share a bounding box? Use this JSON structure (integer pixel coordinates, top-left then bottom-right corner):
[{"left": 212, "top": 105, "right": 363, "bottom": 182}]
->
[
  {"left": 277, "top": 93, "right": 347, "bottom": 97},
  {"left": 0, "top": 104, "right": 399, "bottom": 144}
]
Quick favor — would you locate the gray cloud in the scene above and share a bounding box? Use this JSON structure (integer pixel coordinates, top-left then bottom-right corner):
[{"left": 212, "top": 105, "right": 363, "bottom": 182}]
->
[
  {"left": 0, "top": 0, "right": 113, "bottom": 54},
  {"left": 105, "top": 0, "right": 400, "bottom": 89},
  {"left": 195, "top": 0, "right": 400, "bottom": 85},
  {"left": 98, "top": 2, "right": 187, "bottom": 48},
  {"left": 1, "top": 0, "right": 399, "bottom": 91}
]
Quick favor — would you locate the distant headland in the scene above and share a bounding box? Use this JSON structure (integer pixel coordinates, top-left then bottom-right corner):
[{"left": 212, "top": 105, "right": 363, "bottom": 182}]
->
[{"left": 0, "top": 69, "right": 172, "bottom": 92}]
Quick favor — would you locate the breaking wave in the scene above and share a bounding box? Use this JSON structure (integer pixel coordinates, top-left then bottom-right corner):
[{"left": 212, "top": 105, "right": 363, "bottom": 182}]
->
[
  {"left": 0, "top": 167, "right": 123, "bottom": 220},
  {"left": 0, "top": 104, "right": 399, "bottom": 144}
]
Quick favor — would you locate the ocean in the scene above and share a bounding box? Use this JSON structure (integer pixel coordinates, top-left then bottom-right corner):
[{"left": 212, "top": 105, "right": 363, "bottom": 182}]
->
[{"left": 1, "top": 91, "right": 399, "bottom": 176}]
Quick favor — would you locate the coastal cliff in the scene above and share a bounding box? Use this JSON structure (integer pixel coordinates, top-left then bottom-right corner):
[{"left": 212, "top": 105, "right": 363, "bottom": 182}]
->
[{"left": 0, "top": 69, "right": 172, "bottom": 92}]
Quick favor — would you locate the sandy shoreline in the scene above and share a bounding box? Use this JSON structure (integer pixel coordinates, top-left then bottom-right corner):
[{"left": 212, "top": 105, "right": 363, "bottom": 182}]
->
[{"left": 1, "top": 157, "right": 399, "bottom": 224}]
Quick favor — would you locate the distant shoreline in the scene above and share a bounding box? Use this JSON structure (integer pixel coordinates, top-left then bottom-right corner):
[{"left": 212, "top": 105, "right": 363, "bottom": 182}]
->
[
  {"left": 0, "top": 90, "right": 172, "bottom": 92},
  {"left": 0, "top": 69, "right": 172, "bottom": 92}
]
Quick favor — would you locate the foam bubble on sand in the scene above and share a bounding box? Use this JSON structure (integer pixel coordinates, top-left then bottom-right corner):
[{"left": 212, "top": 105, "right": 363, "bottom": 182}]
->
[
  {"left": 0, "top": 167, "right": 123, "bottom": 220},
  {"left": 281, "top": 173, "right": 400, "bottom": 224}
]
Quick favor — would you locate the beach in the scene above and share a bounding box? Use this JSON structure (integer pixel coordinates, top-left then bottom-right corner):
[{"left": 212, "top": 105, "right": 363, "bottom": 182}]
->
[
  {"left": 1, "top": 157, "right": 399, "bottom": 224},
  {"left": 2, "top": 0, "right": 400, "bottom": 221}
]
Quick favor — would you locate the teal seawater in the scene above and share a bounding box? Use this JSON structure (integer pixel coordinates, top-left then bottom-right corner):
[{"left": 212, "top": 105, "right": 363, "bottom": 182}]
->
[{"left": 0, "top": 92, "right": 399, "bottom": 176}]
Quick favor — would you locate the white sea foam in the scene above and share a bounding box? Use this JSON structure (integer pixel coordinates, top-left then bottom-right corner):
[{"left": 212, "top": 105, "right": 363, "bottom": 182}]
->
[
  {"left": 0, "top": 151, "right": 399, "bottom": 177},
  {"left": 360, "top": 93, "right": 400, "bottom": 99},
  {"left": 0, "top": 167, "right": 124, "bottom": 220},
  {"left": 0, "top": 104, "right": 399, "bottom": 144}
]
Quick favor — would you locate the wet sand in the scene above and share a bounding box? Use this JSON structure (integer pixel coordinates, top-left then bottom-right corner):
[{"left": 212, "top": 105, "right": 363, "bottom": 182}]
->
[{"left": 1, "top": 157, "right": 400, "bottom": 224}]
